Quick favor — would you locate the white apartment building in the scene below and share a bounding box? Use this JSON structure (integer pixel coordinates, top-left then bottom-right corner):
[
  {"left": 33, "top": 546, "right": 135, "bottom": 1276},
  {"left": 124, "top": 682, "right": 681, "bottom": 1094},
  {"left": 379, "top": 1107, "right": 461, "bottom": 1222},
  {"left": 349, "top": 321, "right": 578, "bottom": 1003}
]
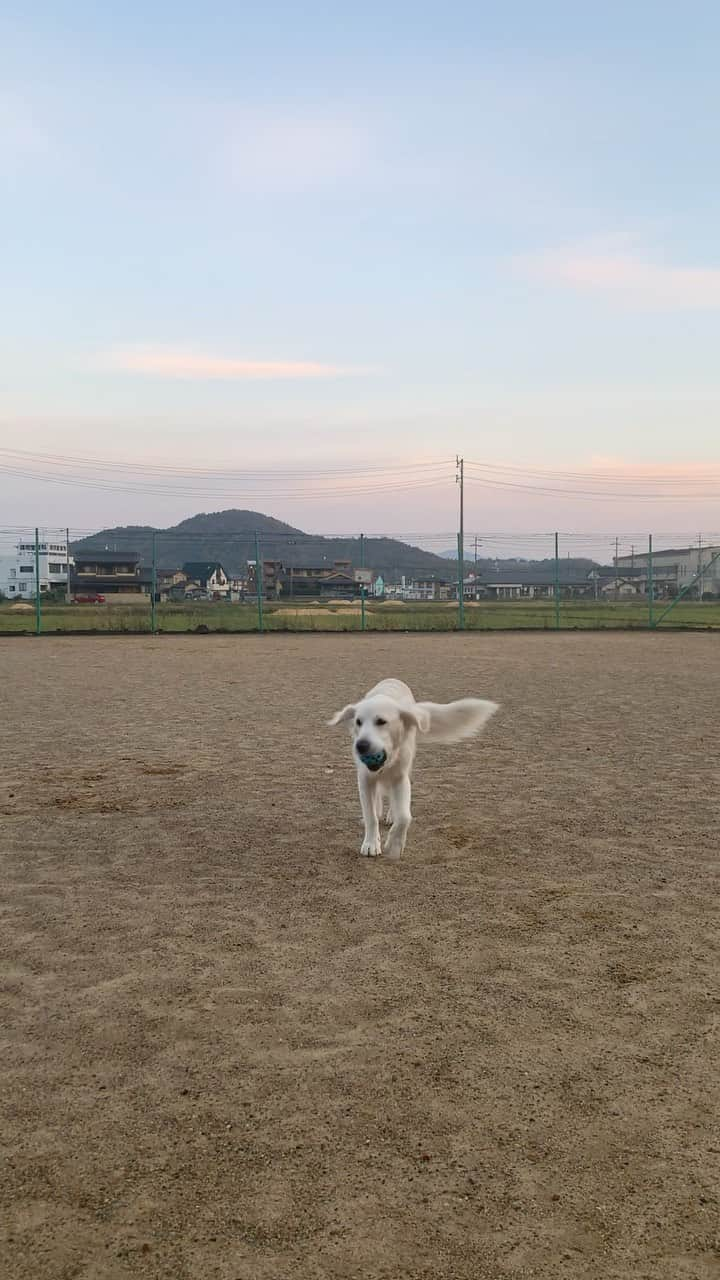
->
[
  {"left": 0, "top": 538, "right": 74, "bottom": 599},
  {"left": 615, "top": 543, "right": 720, "bottom": 598}
]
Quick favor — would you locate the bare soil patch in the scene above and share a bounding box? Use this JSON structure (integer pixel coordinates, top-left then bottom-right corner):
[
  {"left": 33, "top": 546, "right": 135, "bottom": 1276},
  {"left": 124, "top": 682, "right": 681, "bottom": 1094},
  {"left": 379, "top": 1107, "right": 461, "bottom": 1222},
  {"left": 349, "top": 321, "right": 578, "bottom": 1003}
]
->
[{"left": 1, "top": 633, "right": 719, "bottom": 1279}]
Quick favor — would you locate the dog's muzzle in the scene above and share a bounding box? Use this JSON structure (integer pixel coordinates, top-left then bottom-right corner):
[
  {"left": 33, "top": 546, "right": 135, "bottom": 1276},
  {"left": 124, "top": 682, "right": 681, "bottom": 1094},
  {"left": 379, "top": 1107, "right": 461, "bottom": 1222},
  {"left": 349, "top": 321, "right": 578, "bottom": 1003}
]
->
[{"left": 359, "top": 750, "right": 387, "bottom": 773}]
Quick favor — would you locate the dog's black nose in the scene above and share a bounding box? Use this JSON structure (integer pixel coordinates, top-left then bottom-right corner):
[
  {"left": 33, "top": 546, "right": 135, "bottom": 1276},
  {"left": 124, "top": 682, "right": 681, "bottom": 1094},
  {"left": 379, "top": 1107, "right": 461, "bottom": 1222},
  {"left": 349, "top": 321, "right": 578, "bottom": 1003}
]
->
[{"left": 356, "top": 738, "right": 371, "bottom": 755}]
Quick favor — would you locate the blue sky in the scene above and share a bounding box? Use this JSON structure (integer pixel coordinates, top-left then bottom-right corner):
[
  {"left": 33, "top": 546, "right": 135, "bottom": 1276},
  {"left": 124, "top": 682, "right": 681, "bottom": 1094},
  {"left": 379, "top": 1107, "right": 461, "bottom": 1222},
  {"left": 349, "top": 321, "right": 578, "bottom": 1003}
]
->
[{"left": 2, "top": 1, "right": 720, "bottom": 538}]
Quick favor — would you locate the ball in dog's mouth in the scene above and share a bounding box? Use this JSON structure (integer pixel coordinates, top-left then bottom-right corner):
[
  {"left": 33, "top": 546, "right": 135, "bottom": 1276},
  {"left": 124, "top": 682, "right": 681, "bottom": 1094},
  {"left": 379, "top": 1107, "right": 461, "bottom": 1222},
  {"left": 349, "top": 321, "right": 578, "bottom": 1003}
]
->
[{"left": 359, "top": 750, "right": 387, "bottom": 773}]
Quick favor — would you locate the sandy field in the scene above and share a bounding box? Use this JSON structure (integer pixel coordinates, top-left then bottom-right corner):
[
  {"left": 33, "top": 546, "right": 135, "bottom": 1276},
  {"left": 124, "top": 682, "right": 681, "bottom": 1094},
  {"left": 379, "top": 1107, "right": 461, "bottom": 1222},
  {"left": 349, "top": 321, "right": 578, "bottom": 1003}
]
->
[{"left": 1, "top": 633, "right": 719, "bottom": 1280}]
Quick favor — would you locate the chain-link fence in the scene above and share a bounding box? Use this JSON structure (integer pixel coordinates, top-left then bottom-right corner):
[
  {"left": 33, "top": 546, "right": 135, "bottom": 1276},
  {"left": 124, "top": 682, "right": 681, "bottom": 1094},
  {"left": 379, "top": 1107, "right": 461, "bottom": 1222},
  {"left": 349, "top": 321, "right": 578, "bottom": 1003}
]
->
[{"left": 2, "top": 525, "right": 720, "bottom": 634}]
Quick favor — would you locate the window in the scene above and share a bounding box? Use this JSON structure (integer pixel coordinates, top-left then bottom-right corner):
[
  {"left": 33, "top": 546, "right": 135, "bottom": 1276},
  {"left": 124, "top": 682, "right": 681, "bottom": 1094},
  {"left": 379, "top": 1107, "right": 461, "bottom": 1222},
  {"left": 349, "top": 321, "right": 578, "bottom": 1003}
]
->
[
  {"left": 19, "top": 565, "right": 33, "bottom": 574},
  {"left": 49, "top": 563, "right": 65, "bottom": 573}
]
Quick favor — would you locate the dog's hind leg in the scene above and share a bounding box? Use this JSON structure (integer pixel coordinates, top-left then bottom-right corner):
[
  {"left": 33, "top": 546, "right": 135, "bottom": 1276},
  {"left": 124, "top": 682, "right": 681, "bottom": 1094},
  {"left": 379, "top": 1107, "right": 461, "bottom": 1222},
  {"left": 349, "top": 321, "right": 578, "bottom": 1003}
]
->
[
  {"left": 384, "top": 776, "right": 412, "bottom": 859},
  {"left": 375, "top": 786, "right": 393, "bottom": 826}
]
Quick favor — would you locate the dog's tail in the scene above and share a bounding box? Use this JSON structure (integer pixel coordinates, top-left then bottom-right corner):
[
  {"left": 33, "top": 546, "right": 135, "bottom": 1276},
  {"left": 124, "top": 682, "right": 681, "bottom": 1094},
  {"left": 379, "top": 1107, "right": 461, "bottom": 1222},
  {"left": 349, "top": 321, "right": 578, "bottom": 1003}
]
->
[{"left": 415, "top": 698, "right": 499, "bottom": 744}]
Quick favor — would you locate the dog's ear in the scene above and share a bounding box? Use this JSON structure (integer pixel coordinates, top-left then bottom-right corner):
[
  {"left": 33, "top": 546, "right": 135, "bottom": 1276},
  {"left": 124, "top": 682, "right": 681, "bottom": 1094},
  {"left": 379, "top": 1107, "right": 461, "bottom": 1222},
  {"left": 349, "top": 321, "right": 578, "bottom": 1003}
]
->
[
  {"left": 399, "top": 705, "right": 431, "bottom": 733},
  {"left": 328, "top": 704, "right": 356, "bottom": 727}
]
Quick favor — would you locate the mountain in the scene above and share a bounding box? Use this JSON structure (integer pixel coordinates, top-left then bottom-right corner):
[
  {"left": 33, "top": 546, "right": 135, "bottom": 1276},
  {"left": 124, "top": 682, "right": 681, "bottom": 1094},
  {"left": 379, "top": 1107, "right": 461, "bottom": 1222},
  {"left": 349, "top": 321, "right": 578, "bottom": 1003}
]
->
[
  {"left": 72, "top": 510, "right": 457, "bottom": 580},
  {"left": 73, "top": 511, "right": 603, "bottom": 582}
]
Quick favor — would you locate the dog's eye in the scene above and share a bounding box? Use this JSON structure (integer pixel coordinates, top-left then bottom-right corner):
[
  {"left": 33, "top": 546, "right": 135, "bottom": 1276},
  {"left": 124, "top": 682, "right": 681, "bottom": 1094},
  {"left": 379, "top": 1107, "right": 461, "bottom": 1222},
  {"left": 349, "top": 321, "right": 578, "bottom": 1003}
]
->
[
  {"left": 374, "top": 717, "right": 387, "bottom": 727},
  {"left": 355, "top": 718, "right": 362, "bottom": 727}
]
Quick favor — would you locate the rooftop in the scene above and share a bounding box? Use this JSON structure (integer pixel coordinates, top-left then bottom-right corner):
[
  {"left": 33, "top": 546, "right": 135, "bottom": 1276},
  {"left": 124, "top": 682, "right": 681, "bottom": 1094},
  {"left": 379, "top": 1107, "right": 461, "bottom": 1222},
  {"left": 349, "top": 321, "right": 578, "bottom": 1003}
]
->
[{"left": 74, "top": 550, "right": 141, "bottom": 565}]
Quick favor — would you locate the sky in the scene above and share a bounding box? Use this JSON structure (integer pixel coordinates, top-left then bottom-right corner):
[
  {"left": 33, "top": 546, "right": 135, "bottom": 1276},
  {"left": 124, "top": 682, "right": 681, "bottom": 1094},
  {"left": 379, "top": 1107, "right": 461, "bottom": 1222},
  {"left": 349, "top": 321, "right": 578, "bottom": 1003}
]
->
[{"left": 2, "top": 1, "right": 720, "bottom": 548}]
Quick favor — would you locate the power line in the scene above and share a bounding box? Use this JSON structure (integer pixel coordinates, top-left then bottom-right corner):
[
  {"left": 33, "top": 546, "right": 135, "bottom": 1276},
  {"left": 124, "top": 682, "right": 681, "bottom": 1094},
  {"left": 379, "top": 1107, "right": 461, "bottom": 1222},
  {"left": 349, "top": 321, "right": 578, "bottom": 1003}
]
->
[
  {"left": 0, "top": 462, "right": 450, "bottom": 501},
  {"left": 466, "top": 459, "right": 720, "bottom": 486},
  {"left": 0, "top": 447, "right": 452, "bottom": 480}
]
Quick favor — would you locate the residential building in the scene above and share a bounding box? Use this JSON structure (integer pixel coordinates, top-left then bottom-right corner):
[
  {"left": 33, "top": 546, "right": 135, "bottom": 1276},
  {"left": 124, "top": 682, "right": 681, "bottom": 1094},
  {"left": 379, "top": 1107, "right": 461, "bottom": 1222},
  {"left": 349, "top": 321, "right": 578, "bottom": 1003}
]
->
[
  {"left": 246, "top": 559, "right": 283, "bottom": 598},
  {"left": 280, "top": 560, "right": 367, "bottom": 599},
  {"left": 157, "top": 568, "right": 189, "bottom": 590},
  {"left": 481, "top": 566, "right": 596, "bottom": 599},
  {"left": 614, "top": 545, "right": 720, "bottom": 598},
  {"left": 71, "top": 550, "right": 147, "bottom": 597},
  {"left": 181, "top": 561, "right": 230, "bottom": 598},
  {"left": 405, "top": 576, "right": 453, "bottom": 601},
  {"left": 0, "top": 537, "right": 73, "bottom": 599},
  {"left": 587, "top": 566, "right": 643, "bottom": 598},
  {"left": 247, "top": 558, "right": 369, "bottom": 599}
]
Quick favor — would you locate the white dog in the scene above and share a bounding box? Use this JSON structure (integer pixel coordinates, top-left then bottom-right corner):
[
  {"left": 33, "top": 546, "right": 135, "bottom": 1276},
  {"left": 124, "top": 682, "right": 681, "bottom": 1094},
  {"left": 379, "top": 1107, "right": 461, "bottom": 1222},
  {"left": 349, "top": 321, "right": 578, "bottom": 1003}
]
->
[{"left": 329, "top": 678, "right": 498, "bottom": 859}]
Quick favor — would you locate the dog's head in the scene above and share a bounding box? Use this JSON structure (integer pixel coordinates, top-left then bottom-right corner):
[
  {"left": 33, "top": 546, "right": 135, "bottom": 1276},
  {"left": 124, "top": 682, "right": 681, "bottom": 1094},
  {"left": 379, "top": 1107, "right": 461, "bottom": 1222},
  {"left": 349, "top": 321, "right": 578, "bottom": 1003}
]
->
[{"left": 328, "top": 695, "right": 429, "bottom": 773}]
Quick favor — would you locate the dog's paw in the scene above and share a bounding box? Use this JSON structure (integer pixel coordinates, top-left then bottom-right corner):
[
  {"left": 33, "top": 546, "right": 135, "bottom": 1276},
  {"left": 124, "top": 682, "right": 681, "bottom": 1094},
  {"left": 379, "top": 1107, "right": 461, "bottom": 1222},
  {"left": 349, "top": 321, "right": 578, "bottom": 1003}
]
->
[
  {"left": 383, "top": 834, "right": 404, "bottom": 860},
  {"left": 361, "top": 838, "right": 382, "bottom": 858},
  {"left": 382, "top": 811, "right": 394, "bottom": 828}
]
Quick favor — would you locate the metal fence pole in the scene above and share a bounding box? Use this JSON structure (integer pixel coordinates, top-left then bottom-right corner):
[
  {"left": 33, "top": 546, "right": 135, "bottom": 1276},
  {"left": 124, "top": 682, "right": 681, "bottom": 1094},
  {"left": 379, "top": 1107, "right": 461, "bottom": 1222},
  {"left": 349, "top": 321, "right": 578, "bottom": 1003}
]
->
[
  {"left": 65, "top": 526, "right": 72, "bottom": 604},
  {"left": 359, "top": 533, "right": 366, "bottom": 631},
  {"left": 457, "top": 533, "right": 465, "bottom": 629},
  {"left": 151, "top": 532, "right": 158, "bottom": 634},
  {"left": 255, "top": 532, "right": 264, "bottom": 633},
  {"left": 648, "top": 534, "right": 654, "bottom": 629},
  {"left": 35, "top": 527, "right": 41, "bottom": 636},
  {"left": 554, "top": 531, "right": 560, "bottom": 630}
]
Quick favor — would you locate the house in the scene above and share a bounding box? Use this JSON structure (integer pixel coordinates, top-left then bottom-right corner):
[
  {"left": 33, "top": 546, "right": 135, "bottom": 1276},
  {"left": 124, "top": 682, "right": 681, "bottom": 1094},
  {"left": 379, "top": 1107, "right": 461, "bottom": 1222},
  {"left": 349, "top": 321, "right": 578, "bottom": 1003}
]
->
[
  {"left": 246, "top": 559, "right": 283, "bottom": 598},
  {"left": 153, "top": 569, "right": 191, "bottom": 602},
  {"left": 588, "top": 566, "right": 643, "bottom": 598},
  {"left": 406, "top": 576, "right": 453, "bottom": 601},
  {"left": 281, "top": 565, "right": 362, "bottom": 599},
  {"left": 482, "top": 566, "right": 593, "bottom": 599},
  {"left": 70, "top": 550, "right": 146, "bottom": 597},
  {"left": 157, "top": 568, "right": 188, "bottom": 590},
  {"left": 281, "top": 559, "right": 356, "bottom": 597},
  {"left": 247, "top": 558, "right": 368, "bottom": 600},
  {"left": 0, "top": 537, "right": 74, "bottom": 599},
  {"left": 181, "top": 562, "right": 230, "bottom": 598},
  {"left": 615, "top": 545, "right": 720, "bottom": 599}
]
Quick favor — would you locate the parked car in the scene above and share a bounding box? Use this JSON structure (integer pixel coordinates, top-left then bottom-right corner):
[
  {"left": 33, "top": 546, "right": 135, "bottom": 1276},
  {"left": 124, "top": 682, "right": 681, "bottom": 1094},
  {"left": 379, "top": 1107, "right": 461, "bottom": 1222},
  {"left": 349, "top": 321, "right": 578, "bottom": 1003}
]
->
[{"left": 72, "top": 593, "right": 106, "bottom": 604}]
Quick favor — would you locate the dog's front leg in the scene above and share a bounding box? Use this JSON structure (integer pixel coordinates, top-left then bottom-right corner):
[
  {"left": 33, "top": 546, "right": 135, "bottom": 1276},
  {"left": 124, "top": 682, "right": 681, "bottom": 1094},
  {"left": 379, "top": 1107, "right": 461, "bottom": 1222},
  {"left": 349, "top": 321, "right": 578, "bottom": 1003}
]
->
[
  {"left": 358, "top": 770, "right": 382, "bottom": 857},
  {"left": 384, "top": 776, "right": 412, "bottom": 859}
]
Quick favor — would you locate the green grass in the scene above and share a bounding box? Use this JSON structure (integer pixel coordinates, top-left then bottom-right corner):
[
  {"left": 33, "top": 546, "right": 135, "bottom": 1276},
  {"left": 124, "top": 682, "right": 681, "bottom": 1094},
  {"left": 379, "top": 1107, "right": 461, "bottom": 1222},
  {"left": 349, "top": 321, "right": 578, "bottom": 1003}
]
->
[{"left": 2, "top": 596, "right": 720, "bottom": 635}]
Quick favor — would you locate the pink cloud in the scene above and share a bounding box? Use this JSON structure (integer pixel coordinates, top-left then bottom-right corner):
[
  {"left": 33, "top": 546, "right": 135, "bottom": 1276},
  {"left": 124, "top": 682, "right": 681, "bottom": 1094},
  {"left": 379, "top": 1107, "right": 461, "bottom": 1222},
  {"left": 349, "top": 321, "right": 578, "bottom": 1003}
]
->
[
  {"left": 521, "top": 245, "right": 720, "bottom": 308},
  {"left": 104, "top": 348, "right": 367, "bottom": 380}
]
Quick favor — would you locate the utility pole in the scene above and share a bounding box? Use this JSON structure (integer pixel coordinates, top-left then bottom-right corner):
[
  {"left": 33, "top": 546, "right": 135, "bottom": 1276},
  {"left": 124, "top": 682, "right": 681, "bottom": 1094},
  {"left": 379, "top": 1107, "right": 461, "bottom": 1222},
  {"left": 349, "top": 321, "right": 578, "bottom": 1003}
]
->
[
  {"left": 359, "top": 532, "right": 366, "bottom": 632},
  {"left": 34, "top": 527, "right": 41, "bottom": 636},
  {"left": 456, "top": 456, "right": 465, "bottom": 626},
  {"left": 474, "top": 534, "right": 480, "bottom": 600},
  {"left": 456, "top": 456, "right": 464, "bottom": 559},
  {"left": 698, "top": 533, "right": 704, "bottom": 600}
]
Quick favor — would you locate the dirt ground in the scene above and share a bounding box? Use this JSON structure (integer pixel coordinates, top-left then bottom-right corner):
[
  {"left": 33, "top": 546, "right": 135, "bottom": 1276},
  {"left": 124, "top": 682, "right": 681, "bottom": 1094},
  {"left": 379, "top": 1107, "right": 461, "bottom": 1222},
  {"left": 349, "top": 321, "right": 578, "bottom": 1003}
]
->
[{"left": 1, "top": 633, "right": 719, "bottom": 1280}]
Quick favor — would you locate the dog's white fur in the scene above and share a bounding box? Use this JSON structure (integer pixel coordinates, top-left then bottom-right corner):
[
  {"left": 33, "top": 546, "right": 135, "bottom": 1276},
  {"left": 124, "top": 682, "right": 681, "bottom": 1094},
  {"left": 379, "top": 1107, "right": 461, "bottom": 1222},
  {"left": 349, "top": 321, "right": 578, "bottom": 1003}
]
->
[{"left": 329, "top": 678, "right": 498, "bottom": 859}]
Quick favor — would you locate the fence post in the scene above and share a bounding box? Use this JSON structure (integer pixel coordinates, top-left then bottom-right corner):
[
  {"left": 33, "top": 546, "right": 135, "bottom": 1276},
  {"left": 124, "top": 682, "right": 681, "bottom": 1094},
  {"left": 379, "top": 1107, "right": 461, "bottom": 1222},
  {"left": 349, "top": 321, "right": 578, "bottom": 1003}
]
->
[
  {"left": 360, "top": 533, "right": 366, "bottom": 632},
  {"left": 648, "top": 534, "right": 654, "bottom": 629},
  {"left": 457, "top": 533, "right": 465, "bottom": 629},
  {"left": 554, "top": 531, "right": 560, "bottom": 630},
  {"left": 254, "top": 532, "right": 264, "bottom": 633},
  {"left": 65, "top": 526, "right": 72, "bottom": 604},
  {"left": 151, "top": 532, "right": 157, "bottom": 634},
  {"left": 35, "top": 527, "right": 41, "bottom": 636}
]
